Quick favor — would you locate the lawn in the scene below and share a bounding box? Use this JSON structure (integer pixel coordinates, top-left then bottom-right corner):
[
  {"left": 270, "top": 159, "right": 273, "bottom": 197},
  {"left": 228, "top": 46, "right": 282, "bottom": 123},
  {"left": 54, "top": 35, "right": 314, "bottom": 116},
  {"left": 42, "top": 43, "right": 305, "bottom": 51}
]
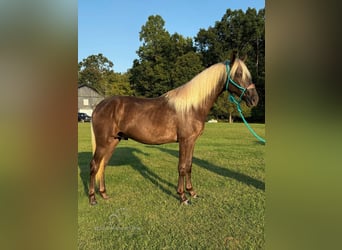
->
[{"left": 78, "top": 122, "right": 265, "bottom": 249}]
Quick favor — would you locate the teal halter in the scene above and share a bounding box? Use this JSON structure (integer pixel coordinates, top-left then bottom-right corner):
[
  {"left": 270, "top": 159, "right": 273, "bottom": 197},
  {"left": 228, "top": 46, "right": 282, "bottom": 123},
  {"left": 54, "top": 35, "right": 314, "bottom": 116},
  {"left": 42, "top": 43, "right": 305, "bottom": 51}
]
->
[
  {"left": 225, "top": 60, "right": 249, "bottom": 102},
  {"left": 225, "top": 60, "right": 266, "bottom": 144}
]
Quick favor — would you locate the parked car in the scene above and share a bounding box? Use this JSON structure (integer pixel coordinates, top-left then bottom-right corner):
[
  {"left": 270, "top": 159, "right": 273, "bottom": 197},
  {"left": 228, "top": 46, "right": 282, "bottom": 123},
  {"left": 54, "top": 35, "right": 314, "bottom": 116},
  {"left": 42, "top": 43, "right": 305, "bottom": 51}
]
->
[
  {"left": 207, "top": 119, "right": 218, "bottom": 123},
  {"left": 78, "top": 112, "right": 91, "bottom": 122}
]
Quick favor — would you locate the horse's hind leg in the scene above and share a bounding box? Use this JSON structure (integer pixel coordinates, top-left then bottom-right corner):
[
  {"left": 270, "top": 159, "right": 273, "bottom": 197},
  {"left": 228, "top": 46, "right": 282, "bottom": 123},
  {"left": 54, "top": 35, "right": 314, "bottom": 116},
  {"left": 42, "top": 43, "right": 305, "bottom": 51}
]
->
[
  {"left": 89, "top": 138, "right": 120, "bottom": 205},
  {"left": 89, "top": 150, "right": 102, "bottom": 205},
  {"left": 98, "top": 138, "right": 120, "bottom": 199}
]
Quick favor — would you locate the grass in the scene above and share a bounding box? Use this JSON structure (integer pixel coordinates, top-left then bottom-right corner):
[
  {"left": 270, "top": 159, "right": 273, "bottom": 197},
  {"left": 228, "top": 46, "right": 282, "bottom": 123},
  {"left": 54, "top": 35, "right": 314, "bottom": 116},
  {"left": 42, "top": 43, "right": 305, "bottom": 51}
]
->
[{"left": 78, "top": 122, "right": 265, "bottom": 249}]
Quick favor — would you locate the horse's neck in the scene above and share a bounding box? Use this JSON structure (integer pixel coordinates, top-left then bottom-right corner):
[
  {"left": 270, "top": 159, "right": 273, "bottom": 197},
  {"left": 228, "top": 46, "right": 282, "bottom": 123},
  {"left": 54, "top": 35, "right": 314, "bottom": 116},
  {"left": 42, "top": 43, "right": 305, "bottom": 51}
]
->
[
  {"left": 198, "top": 81, "right": 225, "bottom": 118},
  {"left": 199, "top": 65, "right": 227, "bottom": 115}
]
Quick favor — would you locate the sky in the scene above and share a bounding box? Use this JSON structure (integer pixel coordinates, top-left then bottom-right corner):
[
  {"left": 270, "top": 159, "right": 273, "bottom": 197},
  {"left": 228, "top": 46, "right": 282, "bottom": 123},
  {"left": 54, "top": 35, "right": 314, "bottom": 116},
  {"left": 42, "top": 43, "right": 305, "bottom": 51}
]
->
[{"left": 78, "top": 0, "right": 265, "bottom": 73}]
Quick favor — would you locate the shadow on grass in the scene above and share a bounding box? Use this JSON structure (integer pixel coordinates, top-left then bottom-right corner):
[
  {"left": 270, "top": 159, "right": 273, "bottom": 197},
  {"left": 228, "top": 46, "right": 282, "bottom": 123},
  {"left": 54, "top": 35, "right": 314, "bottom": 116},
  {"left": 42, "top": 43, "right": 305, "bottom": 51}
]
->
[
  {"left": 78, "top": 144, "right": 264, "bottom": 202},
  {"left": 254, "top": 140, "right": 266, "bottom": 146},
  {"left": 78, "top": 147, "right": 178, "bottom": 200},
  {"left": 148, "top": 146, "right": 265, "bottom": 191}
]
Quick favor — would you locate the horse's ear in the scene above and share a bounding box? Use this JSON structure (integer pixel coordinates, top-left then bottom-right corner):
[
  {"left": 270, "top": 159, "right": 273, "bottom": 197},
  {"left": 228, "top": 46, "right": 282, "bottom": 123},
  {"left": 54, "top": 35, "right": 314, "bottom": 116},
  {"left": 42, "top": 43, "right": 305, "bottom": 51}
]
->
[
  {"left": 230, "top": 50, "right": 238, "bottom": 63},
  {"left": 242, "top": 54, "right": 248, "bottom": 62}
]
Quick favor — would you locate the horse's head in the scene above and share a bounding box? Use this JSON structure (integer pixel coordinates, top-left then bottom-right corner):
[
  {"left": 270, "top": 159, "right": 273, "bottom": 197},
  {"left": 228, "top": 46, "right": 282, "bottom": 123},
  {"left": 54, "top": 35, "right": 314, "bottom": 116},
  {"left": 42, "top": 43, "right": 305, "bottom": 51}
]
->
[{"left": 227, "top": 56, "right": 259, "bottom": 107}]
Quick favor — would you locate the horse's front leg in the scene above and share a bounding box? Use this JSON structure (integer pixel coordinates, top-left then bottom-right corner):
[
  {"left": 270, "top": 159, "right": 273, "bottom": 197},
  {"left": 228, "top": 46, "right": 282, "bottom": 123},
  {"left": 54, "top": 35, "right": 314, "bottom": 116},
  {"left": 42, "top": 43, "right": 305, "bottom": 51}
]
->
[
  {"left": 185, "top": 162, "right": 197, "bottom": 199},
  {"left": 177, "top": 139, "right": 197, "bottom": 204}
]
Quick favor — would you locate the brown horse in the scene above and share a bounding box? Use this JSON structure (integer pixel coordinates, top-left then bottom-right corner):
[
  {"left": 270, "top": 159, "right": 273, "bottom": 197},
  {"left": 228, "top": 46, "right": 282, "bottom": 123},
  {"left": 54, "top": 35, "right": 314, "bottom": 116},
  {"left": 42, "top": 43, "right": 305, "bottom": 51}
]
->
[{"left": 89, "top": 55, "right": 259, "bottom": 205}]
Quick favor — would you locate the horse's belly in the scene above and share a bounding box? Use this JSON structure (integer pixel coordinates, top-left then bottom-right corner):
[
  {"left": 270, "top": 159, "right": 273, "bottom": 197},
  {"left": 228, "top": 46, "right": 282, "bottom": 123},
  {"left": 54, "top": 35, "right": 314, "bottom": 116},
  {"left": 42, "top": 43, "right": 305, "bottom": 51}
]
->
[{"left": 125, "top": 124, "right": 178, "bottom": 145}]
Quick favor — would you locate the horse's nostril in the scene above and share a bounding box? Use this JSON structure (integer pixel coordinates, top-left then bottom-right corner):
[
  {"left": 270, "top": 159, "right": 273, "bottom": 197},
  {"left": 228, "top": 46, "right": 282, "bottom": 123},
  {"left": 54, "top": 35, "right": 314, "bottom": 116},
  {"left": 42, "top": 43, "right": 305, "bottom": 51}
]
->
[{"left": 252, "top": 96, "right": 259, "bottom": 106}]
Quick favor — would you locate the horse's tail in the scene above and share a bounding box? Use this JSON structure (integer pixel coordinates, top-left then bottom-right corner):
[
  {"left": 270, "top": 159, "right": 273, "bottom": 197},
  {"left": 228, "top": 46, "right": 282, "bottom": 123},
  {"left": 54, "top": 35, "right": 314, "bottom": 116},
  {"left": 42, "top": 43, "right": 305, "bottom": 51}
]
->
[
  {"left": 91, "top": 122, "right": 102, "bottom": 184},
  {"left": 90, "top": 122, "right": 96, "bottom": 155}
]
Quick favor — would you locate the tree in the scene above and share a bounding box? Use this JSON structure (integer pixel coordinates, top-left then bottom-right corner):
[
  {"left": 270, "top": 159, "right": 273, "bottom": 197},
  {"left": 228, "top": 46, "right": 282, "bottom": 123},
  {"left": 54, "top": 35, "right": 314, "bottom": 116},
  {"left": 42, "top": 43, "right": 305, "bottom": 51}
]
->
[
  {"left": 171, "top": 51, "right": 204, "bottom": 88},
  {"left": 78, "top": 53, "right": 133, "bottom": 97},
  {"left": 209, "top": 92, "right": 252, "bottom": 123},
  {"left": 103, "top": 72, "right": 134, "bottom": 96},
  {"left": 130, "top": 15, "right": 203, "bottom": 97},
  {"left": 195, "top": 8, "right": 265, "bottom": 122},
  {"left": 78, "top": 53, "right": 114, "bottom": 95}
]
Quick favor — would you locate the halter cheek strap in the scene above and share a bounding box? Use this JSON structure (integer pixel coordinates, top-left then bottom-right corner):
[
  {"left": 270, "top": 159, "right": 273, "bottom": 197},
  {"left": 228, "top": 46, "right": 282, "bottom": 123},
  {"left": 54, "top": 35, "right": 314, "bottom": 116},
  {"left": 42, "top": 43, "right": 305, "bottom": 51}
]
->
[{"left": 225, "top": 60, "right": 255, "bottom": 102}]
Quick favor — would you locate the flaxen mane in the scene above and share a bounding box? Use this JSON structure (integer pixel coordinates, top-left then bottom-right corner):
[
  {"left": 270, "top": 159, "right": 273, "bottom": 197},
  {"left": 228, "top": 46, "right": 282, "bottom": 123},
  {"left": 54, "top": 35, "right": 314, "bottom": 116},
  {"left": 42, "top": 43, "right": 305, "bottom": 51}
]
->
[{"left": 164, "top": 59, "right": 251, "bottom": 113}]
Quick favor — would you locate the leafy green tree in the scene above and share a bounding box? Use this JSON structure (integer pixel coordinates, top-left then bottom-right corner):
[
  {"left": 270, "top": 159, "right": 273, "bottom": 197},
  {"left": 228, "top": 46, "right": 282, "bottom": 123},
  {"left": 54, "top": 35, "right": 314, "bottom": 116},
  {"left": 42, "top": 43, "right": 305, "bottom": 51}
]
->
[
  {"left": 171, "top": 51, "right": 204, "bottom": 88},
  {"left": 78, "top": 53, "right": 114, "bottom": 94},
  {"left": 137, "top": 15, "right": 171, "bottom": 62},
  {"left": 103, "top": 72, "right": 134, "bottom": 96},
  {"left": 130, "top": 15, "right": 171, "bottom": 97},
  {"left": 130, "top": 15, "right": 203, "bottom": 97},
  {"left": 210, "top": 92, "right": 252, "bottom": 123},
  {"left": 195, "top": 8, "right": 265, "bottom": 122},
  {"left": 78, "top": 53, "right": 133, "bottom": 96}
]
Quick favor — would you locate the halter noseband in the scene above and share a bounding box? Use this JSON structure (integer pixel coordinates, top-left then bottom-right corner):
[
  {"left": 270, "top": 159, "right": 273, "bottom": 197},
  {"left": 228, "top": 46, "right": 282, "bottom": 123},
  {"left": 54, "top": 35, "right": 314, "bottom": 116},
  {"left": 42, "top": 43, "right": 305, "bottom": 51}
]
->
[{"left": 225, "top": 60, "right": 255, "bottom": 103}]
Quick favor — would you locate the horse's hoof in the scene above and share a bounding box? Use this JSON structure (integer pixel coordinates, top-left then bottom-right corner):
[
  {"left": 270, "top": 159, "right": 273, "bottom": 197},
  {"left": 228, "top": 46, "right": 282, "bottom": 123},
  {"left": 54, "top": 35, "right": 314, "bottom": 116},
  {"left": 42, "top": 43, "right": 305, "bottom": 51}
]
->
[
  {"left": 181, "top": 199, "right": 191, "bottom": 205},
  {"left": 188, "top": 189, "right": 197, "bottom": 198},
  {"left": 191, "top": 194, "right": 198, "bottom": 199},
  {"left": 89, "top": 196, "right": 97, "bottom": 205},
  {"left": 100, "top": 192, "right": 110, "bottom": 199},
  {"left": 90, "top": 200, "right": 97, "bottom": 206}
]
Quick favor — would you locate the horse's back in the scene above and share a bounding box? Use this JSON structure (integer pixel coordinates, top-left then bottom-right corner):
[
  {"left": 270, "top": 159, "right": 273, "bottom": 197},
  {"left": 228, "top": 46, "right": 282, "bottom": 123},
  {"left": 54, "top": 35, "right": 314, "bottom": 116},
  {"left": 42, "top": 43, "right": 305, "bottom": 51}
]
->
[{"left": 93, "top": 95, "right": 166, "bottom": 119}]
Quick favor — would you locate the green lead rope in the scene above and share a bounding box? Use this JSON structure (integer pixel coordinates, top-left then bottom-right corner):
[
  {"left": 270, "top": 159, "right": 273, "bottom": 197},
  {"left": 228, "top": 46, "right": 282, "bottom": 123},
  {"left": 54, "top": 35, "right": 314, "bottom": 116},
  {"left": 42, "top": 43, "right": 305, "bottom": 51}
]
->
[
  {"left": 225, "top": 60, "right": 266, "bottom": 144},
  {"left": 229, "top": 95, "right": 266, "bottom": 144}
]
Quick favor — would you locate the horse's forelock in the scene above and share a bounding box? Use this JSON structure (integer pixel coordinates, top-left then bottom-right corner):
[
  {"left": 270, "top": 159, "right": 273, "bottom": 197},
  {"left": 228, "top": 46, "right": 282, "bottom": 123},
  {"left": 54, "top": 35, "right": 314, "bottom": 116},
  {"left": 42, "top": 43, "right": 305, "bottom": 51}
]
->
[{"left": 230, "top": 59, "right": 251, "bottom": 83}]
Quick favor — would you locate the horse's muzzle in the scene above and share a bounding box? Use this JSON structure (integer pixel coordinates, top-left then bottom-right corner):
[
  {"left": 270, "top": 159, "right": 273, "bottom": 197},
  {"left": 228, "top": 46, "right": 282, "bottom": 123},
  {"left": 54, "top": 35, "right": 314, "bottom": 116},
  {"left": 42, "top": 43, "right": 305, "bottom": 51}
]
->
[{"left": 247, "top": 84, "right": 259, "bottom": 107}]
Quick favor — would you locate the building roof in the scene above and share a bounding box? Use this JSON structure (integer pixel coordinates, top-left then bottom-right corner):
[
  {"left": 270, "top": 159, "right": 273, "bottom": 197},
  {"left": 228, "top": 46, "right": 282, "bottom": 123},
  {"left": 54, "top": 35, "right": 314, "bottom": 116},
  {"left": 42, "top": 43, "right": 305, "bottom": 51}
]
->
[{"left": 78, "top": 83, "right": 101, "bottom": 93}]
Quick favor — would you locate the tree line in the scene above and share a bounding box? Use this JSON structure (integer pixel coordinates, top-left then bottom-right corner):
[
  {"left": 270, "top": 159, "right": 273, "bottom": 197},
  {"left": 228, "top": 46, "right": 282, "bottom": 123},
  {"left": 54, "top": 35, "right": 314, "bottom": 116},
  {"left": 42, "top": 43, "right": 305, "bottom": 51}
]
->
[{"left": 78, "top": 8, "right": 265, "bottom": 122}]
